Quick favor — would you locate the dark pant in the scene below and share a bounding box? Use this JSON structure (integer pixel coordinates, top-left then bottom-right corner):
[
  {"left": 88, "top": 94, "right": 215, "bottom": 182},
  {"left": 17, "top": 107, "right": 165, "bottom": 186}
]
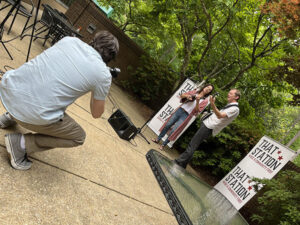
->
[
  {"left": 175, "top": 122, "right": 212, "bottom": 169},
  {"left": 157, "top": 107, "right": 189, "bottom": 146}
]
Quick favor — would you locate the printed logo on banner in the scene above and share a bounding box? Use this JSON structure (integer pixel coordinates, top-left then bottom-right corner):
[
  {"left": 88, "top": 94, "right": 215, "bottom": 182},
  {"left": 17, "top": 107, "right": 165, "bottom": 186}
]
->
[
  {"left": 158, "top": 104, "right": 175, "bottom": 122},
  {"left": 248, "top": 139, "right": 284, "bottom": 174},
  {"left": 222, "top": 166, "right": 257, "bottom": 204},
  {"left": 178, "top": 82, "right": 195, "bottom": 97},
  {"left": 214, "top": 136, "right": 296, "bottom": 210}
]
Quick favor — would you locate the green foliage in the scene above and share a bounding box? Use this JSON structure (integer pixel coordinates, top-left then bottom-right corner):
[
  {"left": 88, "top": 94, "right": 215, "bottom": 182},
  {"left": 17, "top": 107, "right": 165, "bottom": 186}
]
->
[
  {"left": 105, "top": 0, "right": 300, "bottom": 178},
  {"left": 192, "top": 119, "right": 263, "bottom": 177},
  {"left": 263, "top": 106, "right": 300, "bottom": 152},
  {"left": 251, "top": 170, "right": 300, "bottom": 225},
  {"left": 294, "top": 155, "right": 300, "bottom": 168},
  {"left": 174, "top": 100, "right": 264, "bottom": 177},
  {"left": 121, "top": 55, "right": 180, "bottom": 110},
  {"left": 267, "top": 56, "right": 300, "bottom": 106}
]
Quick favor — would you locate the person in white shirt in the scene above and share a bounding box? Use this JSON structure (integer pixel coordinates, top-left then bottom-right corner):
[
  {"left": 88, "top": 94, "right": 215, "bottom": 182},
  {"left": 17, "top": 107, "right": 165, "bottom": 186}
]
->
[
  {"left": 0, "top": 31, "right": 119, "bottom": 170},
  {"left": 174, "top": 89, "right": 240, "bottom": 169}
]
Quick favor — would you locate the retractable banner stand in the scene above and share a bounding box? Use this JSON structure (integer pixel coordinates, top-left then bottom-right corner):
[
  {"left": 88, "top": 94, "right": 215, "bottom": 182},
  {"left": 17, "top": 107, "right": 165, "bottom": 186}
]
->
[
  {"left": 147, "top": 78, "right": 198, "bottom": 147},
  {"left": 214, "top": 136, "right": 296, "bottom": 210}
]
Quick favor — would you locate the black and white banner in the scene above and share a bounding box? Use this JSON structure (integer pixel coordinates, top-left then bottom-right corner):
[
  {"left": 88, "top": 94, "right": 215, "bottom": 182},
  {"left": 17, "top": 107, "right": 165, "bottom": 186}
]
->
[
  {"left": 214, "top": 136, "right": 296, "bottom": 210},
  {"left": 147, "top": 79, "right": 197, "bottom": 147}
]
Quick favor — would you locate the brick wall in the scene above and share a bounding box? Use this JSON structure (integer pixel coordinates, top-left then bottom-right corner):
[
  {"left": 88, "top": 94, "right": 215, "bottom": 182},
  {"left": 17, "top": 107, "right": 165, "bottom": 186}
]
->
[
  {"left": 22, "top": 0, "right": 145, "bottom": 81},
  {"left": 22, "top": 0, "right": 67, "bottom": 13},
  {"left": 65, "top": 0, "right": 145, "bottom": 81}
]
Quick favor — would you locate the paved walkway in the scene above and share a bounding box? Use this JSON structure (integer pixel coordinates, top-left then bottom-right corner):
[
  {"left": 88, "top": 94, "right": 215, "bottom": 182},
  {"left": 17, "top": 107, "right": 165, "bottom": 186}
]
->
[{"left": 0, "top": 3, "right": 185, "bottom": 225}]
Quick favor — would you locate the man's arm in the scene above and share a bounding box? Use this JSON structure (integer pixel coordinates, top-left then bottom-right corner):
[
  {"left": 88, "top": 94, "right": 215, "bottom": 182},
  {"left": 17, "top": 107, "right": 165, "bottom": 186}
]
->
[
  {"left": 90, "top": 92, "right": 105, "bottom": 118},
  {"left": 210, "top": 96, "right": 227, "bottom": 119}
]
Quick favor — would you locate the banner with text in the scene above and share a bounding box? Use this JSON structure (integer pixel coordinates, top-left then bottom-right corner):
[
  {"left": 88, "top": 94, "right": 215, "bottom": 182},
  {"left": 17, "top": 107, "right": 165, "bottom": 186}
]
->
[
  {"left": 147, "top": 78, "right": 197, "bottom": 147},
  {"left": 214, "top": 136, "right": 296, "bottom": 210}
]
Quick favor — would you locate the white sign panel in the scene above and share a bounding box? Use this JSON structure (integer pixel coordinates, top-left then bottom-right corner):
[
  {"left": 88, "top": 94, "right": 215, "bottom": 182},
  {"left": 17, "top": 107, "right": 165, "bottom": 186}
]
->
[
  {"left": 147, "top": 79, "right": 197, "bottom": 147},
  {"left": 214, "top": 136, "right": 296, "bottom": 210}
]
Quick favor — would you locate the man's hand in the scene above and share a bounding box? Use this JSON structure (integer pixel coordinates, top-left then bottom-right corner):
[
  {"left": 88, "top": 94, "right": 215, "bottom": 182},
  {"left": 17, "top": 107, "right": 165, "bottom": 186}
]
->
[
  {"left": 209, "top": 95, "right": 216, "bottom": 105},
  {"left": 209, "top": 95, "right": 227, "bottom": 119}
]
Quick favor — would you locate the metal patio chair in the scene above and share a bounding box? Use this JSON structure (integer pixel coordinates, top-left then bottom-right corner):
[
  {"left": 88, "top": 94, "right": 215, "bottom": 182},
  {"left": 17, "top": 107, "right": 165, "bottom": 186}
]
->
[
  {"left": 0, "top": 28, "right": 13, "bottom": 59},
  {"left": 0, "top": 0, "right": 34, "bottom": 35}
]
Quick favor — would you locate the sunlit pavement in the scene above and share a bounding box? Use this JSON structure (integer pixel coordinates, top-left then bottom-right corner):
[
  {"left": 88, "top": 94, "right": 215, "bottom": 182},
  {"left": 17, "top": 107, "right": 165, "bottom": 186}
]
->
[{"left": 0, "top": 3, "right": 183, "bottom": 224}]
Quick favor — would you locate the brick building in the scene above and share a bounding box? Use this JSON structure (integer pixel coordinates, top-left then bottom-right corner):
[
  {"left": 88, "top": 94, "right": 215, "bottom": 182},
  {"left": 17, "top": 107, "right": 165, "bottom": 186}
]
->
[
  {"left": 65, "top": 0, "right": 145, "bottom": 81},
  {"left": 23, "top": 0, "right": 145, "bottom": 81}
]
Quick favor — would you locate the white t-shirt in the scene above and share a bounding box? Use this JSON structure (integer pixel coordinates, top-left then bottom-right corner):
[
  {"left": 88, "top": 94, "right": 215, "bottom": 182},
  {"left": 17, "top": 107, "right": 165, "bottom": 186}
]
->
[
  {"left": 181, "top": 99, "right": 205, "bottom": 114},
  {"left": 0, "top": 37, "right": 111, "bottom": 125},
  {"left": 203, "top": 103, "right": 239, "bottom": 136}
]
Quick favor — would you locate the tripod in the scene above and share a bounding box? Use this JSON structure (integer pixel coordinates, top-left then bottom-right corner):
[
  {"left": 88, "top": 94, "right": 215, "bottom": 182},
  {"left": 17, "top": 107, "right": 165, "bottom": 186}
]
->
[{"left": 133, "top": 115, "right": 154, "bottom": 145}]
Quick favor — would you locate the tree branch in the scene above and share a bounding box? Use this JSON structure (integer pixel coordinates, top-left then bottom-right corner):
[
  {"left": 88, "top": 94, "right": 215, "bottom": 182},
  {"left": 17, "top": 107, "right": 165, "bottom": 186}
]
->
[
  {"left": 255, "top": 38, "right": 288, "bottom": 58},
  {"left": 252, "top": 14, "right": 264, "bottom": 61},
  {"left": 197, "top": 0, "right": 239, "bottom": 77},
  {"left": 228, "top": 31, "right": 242, "bottom": 67},
  {"left": 221, "top": 64, "right": 252, "bottom": 90},
  {"left": 209, "top": 61, "right": 238, "bottom": 79},
  {"left": 206, "top": 44, "right": 230, "bottom": 77},
  {"left": 256, "top": 25, "right": 273, "bottom": 48}
]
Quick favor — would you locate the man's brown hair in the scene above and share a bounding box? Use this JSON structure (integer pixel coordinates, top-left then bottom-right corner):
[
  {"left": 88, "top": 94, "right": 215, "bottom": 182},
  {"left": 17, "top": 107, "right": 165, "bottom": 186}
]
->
[{"left": 89, "top": 31, "right": 119, "bottom": 64}]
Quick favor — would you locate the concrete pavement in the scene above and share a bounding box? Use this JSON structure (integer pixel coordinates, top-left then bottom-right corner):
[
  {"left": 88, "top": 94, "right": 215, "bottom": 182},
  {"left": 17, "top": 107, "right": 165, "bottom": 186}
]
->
[{"left": 0, "top": 4, "right": 179, "bottom": 224}]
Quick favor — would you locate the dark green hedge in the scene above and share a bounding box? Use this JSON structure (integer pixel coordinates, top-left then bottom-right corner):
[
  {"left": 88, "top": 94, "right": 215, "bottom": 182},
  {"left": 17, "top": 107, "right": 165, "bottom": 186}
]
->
[{"left": 121, "top": 55, "right": 180, "bottom": 111}]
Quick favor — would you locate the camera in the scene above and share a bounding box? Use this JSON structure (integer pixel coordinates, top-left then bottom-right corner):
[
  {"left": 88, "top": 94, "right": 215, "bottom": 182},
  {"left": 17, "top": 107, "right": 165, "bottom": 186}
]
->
[
  {"left": 212, "top": 92, "right": 219, "bottom": 97},
  {"left": 109, "top": 67, "right": 121, "bottom": 78}
]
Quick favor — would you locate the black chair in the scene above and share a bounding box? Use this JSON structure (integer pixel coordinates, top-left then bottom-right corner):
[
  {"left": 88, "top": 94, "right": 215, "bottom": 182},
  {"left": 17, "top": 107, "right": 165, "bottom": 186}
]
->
[
  {"left": 0, "top": 28, "right": 13, "bottom": 59},
  {"left": 31, "top": 4, "right": 53, "bottom": 34},
  {"left": 47, "top": 7, "right": 74, "bottom": 43},
  {"left": 42, "top": 5, "right": 68, "bottom": 45},
  {"left": 24, "top": 4, "right": 53, "bottom": 37},
  {"left": 0, "top": 0, "right": 34, "bottom": 35},
  {"left": 22, "top": 4, "right": 60, "bottom": 46},
  {"left": 22, "top": 4, "right": 77, "bottom": 46}
]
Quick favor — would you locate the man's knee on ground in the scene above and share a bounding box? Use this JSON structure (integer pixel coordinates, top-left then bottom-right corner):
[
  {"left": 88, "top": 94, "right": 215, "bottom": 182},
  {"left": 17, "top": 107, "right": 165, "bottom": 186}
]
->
[{"left": 74, "top": 131, "right": 86, "bottom": 146}]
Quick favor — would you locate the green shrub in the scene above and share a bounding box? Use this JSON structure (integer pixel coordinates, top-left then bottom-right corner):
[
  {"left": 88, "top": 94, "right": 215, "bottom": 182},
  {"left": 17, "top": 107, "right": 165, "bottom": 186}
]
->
[
  {"left": 175, "top": 97, "right": 264, "bottom": 177},
  {"left": 121, "top": 55, "right": 180, "bottom": 110},
  {"left": 251, "top": 170, "right": 300, "bottom": 225},
  {"left": 190, "top": 119, "right": 262, "bottom": 177}
]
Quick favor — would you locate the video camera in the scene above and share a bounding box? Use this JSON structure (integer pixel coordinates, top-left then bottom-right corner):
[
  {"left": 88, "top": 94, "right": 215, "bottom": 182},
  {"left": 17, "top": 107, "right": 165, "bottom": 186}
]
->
[{"left": 109, "top": 67, "right": 121, "bottom": 78}]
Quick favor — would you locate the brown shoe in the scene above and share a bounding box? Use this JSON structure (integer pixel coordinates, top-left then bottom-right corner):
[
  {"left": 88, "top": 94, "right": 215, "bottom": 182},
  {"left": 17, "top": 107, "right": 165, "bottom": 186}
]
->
[
  {"left": 151, "top": 138, "right": 159, "bottom": 144},
  {"left": 159, "top": 145, "right": 165, "bottom": 150}
]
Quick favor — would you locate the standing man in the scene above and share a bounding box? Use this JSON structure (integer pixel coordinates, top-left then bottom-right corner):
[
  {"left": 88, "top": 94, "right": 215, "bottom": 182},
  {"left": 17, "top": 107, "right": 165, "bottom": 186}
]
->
[
  {"left": 174, "top": 89, "right": 241, "bottom": 169},
  {"left": 0, "top": 31, "right": 119, "bottom": 170}
]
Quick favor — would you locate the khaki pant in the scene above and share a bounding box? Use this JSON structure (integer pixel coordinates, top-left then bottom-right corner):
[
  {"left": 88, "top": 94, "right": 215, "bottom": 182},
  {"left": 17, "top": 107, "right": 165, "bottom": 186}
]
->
[{"left": 14, "top": 113, "right": 86, "bottom": 154}]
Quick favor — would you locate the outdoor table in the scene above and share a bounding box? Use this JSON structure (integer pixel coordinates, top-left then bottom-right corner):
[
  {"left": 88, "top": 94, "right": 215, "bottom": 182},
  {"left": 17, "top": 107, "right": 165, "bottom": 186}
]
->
[
  {"left": 43, "top": 4, "right": 82, "bottom": 39},
  {"left": 25, "top": 1, "right": 82, "bottom": 61}
]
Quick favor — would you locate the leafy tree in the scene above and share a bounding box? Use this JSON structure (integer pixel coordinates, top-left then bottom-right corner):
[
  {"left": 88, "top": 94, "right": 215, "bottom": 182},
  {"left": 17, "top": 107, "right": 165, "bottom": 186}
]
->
[
  {"left": 150, "top": 0, "right": 240, "bottom": 82},
  {"left": 100, "top": 0, "right": 300, "bottom": 175},
  {"left": 267, "top": 56, "right": 300, "bottom": 105},
  {"left": 261, "top": 0, "right": 300, "bottom": 39},
  {"left": 251, "top": 170, "right": 300, "bottom": 225}
]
